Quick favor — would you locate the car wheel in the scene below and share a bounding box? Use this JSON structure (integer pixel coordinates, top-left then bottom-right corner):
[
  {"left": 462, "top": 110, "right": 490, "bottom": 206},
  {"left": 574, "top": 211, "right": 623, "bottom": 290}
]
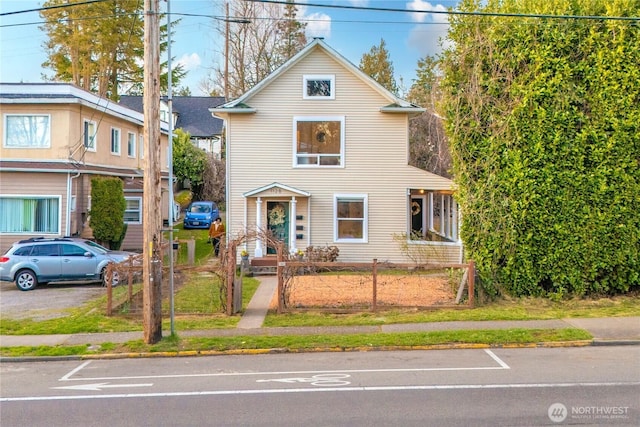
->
[
  {"left": 101, "top": 265, "right": 120, "bottom": 287},
  {"left": 15, "top": 269, "right": 38, "bottom": 291}
]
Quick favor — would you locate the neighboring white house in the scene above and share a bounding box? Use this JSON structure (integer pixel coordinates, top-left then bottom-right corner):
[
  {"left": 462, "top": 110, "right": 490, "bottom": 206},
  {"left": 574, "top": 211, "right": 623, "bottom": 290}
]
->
[
  {"left": 119, "top": 96, "right": 226, "bottom": 158},
  {"left": 211, "top": 39, "right": 462, "bottom": 263}
]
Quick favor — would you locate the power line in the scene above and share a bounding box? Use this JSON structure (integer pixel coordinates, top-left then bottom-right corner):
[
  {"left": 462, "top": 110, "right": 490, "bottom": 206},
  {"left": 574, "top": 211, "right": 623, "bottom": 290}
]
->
[
  {"left": 0, "top": 0, "right": 111, "bottom": 17},
  {"left": 249, "top": 0, "right": 640, "bottom": 22}
]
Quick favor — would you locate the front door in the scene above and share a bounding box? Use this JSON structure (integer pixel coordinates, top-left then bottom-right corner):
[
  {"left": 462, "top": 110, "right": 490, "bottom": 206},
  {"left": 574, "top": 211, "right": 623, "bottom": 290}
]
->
[{"left": 266, "top": 201, "right": 289, "bottom": 255}]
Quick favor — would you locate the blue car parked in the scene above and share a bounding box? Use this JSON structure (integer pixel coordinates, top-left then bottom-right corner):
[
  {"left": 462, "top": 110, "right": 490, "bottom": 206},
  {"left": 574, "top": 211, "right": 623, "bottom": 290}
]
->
[{"left": 183, "top": 201, "right": 219, "bottom": 229}]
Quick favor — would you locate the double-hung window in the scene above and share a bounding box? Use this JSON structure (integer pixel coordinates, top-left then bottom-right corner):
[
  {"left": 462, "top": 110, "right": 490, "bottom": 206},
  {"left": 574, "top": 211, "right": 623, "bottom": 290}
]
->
[
  {"left": 3, "top": 114, "right": 51, "bottom": 148},
  {"left": 334, "top": 194, "right": 368, "bottom": 242},
  {"left": 83, "top": 120, "right": 97, "bottom": 151},
  {"left": 0, "top": 196, "right": 60, "bottom": 233},
  {"left": 127, "top": 132, "right": 136, "bottom": 157},
  {"left": 294, "top": 116, "right": 344, "bottom": 167},
  {"left": 124, "top": 197, "right": 142, "bottom": 224},
  {"left": 111, "top": 127, "right": 121, "bottom": 155}
]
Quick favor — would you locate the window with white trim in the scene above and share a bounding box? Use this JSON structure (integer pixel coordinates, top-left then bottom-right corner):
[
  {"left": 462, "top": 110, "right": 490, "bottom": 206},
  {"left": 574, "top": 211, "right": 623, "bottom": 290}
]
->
[
  {"left": 124, "top": 197, "right": 142, "bottom": 224},
  {"left": 4, "top": 114, "right": 51, "bottom": 148},
  {"left": 334, "top": 194, "right": 368, "bottom": 242},
  {"left": 409, "top": 190, "right": 459, "bottom": 242},
  {"left": 110, "top": 127, "right": 121, "bottom": 155},
  {"left": 83, "top": 120, "right": 97, "bottom": 151},
  {"left": 139, "top": 133, "right": 144, "bottom": 158},
  {"left": 294, "top": 116, "right": 344, "bottom": 167},
  {"left": 303, "top": 75, "right": 335, "bottom": 99},
  {"left": 127, "top": 132, "right": 136, "bottom": 157},
  {"left": 0, "top": 196, "right": 60, "bottom": 233}
]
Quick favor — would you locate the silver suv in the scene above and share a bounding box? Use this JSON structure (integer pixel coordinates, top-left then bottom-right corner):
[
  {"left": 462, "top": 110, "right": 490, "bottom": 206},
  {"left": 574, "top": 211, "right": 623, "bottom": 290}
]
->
[{"left": 0, "top": 237, "right": 134, "bottom": 291}]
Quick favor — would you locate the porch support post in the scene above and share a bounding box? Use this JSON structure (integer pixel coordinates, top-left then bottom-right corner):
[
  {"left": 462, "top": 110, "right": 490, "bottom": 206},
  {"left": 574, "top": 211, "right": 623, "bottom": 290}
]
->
[
  {"left": 255, "top": 197, "right": 264, "bottom": 257},
  {"left": 289, "top": 196, "right": 297, "bottom": 254}
]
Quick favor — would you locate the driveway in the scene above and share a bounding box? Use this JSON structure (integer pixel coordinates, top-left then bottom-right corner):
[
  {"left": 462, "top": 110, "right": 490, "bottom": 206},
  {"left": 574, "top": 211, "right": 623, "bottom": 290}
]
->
[{"left": 0, "top": 281, "right": 105, "bottom": 321}]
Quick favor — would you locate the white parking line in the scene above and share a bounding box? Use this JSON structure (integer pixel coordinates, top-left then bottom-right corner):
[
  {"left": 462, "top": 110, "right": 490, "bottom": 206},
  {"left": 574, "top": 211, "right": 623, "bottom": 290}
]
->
[{"left": 57, "top": 349, "right": 510, "bottom": 382}]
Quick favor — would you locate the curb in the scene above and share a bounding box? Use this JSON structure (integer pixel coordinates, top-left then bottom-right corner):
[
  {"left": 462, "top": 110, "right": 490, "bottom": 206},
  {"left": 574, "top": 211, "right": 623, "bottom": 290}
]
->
[{"left": 0, "top": 339, "right": 601, "bottom": 363}]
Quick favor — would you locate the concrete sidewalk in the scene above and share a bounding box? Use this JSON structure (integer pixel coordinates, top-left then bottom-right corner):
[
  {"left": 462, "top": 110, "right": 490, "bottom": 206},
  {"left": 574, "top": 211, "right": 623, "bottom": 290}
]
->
[{"left": 0, "top": 276, "right": 638, "bottom": 349}]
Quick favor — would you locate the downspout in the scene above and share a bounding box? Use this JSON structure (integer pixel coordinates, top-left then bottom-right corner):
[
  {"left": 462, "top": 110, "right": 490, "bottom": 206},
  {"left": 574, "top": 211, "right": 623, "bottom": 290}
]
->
[{"left": 67, "top": 170, "right": 81, "bottom": 236}]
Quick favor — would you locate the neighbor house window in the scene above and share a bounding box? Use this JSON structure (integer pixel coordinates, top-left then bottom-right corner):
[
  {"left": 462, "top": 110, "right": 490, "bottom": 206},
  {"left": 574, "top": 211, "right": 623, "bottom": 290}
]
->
[
  {"left": 4, "top": 114, "right": 51, "bottom": 148},
  {"left": 111, "top": 127, "right": 121, "bottom": 155},
  {"left": 303, "top": 75, "right": 335, "bottom": 99},
  {"left": 294, "top": 116, "right": 344, "bottom": 167},
  {"left": 124, "top": 197, "right": 142, "bottom": 224},
  {"left": 0, "top": 196, "right": 60, "bottom": 233},
  {"left": 139, "top": 133, "right": 144, "bottom": 158},
  {"left": 83, "top": 120, "right": 97, "bottom": 151},
  {"left": 334, "top": 194, "right": 367, "bottom": 242},
  {"left": 127, "top": 132, "right": 136, "bottom": 157},
  {"left": 409, "top": 191, "right": 459, "bottom": 243}
]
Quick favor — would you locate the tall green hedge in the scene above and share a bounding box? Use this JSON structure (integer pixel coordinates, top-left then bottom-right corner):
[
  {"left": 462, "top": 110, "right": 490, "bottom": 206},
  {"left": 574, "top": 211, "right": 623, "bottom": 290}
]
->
[
  {"left": 440, "top": 0, "right": 639, "bottom": 297},
  {"left": 89, "top": 177, "right": 126, "bottom": 249}
]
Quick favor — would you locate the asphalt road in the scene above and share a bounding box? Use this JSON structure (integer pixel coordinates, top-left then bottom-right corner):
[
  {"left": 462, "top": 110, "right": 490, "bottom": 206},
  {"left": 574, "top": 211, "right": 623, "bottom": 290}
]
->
[{"left": 1, "top": 346, "right": 638, "bottom": 426}]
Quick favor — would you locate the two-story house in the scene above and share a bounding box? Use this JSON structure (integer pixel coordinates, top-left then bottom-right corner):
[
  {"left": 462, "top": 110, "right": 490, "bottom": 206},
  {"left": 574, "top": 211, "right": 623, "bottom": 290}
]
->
[
  {"left": 211, "top": 39, "right": 462, "bottom": 264},
  {"left": 0, "top": 83, "right": 171, "bottom": 253}
]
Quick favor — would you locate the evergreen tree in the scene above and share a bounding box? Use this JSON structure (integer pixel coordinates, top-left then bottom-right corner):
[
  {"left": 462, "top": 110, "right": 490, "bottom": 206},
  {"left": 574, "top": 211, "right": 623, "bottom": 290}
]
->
[
  {"left": 40, "top": 0, "right": 185, "bottom": 100},
  {"left": 359, "top": 38, "right": 398, "bottom": 95},
  {"left": 276, "top": 0, "right": 307, "bottom": 62}
]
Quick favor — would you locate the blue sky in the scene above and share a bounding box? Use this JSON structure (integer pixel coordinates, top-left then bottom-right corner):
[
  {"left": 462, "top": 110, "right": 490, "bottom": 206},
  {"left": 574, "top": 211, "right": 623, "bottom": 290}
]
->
[{"left": 0, "top": 0, "right": 460, "bottom": 95}]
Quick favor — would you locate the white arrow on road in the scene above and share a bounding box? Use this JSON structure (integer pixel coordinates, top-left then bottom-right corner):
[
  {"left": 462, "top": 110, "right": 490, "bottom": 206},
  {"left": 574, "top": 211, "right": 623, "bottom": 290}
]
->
[{"left": 52, "top": 382, "right": 153, "bottom": 391}]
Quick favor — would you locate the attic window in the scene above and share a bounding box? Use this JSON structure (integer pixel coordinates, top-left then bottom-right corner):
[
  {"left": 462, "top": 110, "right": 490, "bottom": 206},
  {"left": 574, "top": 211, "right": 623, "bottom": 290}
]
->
[{"left": 303, "top": 75, "right": 335, "bottom": 99}]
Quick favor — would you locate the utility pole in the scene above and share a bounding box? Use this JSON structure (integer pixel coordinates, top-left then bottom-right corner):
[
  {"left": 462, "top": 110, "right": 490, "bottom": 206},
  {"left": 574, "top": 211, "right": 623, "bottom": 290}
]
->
[
  {"left": 223, "top": 2, "right": 250, "bottom": 101},
  {"left": 143, "top": 0, "right": 162, "bottom": 344}
]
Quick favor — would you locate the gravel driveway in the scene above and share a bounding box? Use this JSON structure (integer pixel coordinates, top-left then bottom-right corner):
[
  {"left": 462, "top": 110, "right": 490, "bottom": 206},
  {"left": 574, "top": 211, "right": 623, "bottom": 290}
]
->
[{"left": 0, "top": 281, "right": 105, "bottom": 321}]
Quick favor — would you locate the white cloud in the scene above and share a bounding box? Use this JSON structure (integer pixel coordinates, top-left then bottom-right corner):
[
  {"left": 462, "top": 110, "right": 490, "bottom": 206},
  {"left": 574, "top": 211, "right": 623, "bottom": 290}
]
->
[
  {"left": 176, "top": 53, "right": 201, "bottom": 71},
  {"left": 407, "top": 0, "right": 449, "bottom": 24},
  {"left": 304, "top": 12, "right": 332, "bottom": 39}
]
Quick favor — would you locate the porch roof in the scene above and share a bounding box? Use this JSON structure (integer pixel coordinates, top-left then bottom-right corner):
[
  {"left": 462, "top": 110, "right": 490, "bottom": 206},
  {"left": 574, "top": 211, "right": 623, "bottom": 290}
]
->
[{"left": 243, "top": 182, "right": 311, "bottom": 198}]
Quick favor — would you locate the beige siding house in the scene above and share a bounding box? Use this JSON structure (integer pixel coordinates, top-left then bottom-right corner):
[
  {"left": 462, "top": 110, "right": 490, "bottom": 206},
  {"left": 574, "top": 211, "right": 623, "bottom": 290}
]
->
[
  {"left": 0, "top": 83, "right": 171, "bottom": 253},
  {"left": 212, "top": 39, "right": 462, "bottom": 263}
]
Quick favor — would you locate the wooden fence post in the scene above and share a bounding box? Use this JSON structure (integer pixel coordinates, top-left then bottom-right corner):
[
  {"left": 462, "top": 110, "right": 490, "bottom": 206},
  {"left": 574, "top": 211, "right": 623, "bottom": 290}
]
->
[
  {"left": 277, "top": 242, "right": 284, "bottom": 314},
  {"left": 468, "top": 260, "right": 475, "bottom": 307},
  {"left": 226, "top": 242, "right": 235, "bottom": 316},
  {"left": 372, "top": 258, "right": 378, "bottom": 312},
  {"left": 106, "top": 264, "right": 112, "bottom": 316}
]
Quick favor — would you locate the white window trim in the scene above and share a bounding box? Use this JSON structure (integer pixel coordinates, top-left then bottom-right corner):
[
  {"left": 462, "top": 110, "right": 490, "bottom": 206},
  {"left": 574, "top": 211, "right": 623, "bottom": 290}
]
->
[
  {"left": 127, "top": 132, "right": 136, "bottom": 158},
  {"left": 292, "top": 115, "right": 345, "bottom": 168},
  {"left": 0, "top": 194, "right": 62, "bottom": 234},
  {"left": 408, "top": 191, "right": 460, "bottom": 245},
  {"left": 124, "top": 196, "right": 142, "bottom": 224},
  {"left": 303, "top": 74, "right": 335, "bottom": 100},
  {"left": 334, "top": 193, "right": 368, "bottom": 243},
  {"left": 139, "top": 134, "right": 144, "bottom": 159},
  {"left": 3, "top": 114, "right": 51, "bottom": 148},
  {"left": 110, "top": 127, "right": 121, "bottom": 155},
  {"left": 83, "top": 119, "right": 97, "bottom": 152}
]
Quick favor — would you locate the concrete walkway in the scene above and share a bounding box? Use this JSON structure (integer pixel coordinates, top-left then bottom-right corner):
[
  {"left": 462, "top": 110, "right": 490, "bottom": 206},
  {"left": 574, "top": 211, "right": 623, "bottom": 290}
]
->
[{"left": 236, "top": 276, "right": 277, "bottom": 329}]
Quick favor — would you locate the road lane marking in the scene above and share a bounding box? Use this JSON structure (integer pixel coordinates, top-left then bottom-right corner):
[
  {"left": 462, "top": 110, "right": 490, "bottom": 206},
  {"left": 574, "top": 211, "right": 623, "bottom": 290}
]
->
[
  {"left": 4, "top": 381, "right": 639, "bottom": 402},
  {"left": 256, "top": 374, "right": 351, "bottom": 386},
  {"left": 484, "top": 349, "right": 510, "bottom": 369},
  {"left": 53, "top": 382, "right": 153, "bottom": 391}
]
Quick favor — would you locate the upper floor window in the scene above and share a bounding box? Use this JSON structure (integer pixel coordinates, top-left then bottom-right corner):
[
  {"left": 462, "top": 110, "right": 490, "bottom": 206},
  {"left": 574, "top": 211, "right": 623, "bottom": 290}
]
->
[
  {"left": 83, "top": 120, "right": 97, "bottom": 151},
  {"left": 294, "top": 116, "right": 344, "bottom": 167},
  {"left": 3, "top": 114, "right": 51, "bottom": 148},
  {"left": 303, "top": 75, "right": 335, "bottom": 99},
  {"left": 127, "top": 132, "right": 136, "bottom": 157},
  {"left": 110, "top": 127, "right": 121, "bottom": 155},
  {"left": 334, "top": 194, "right": 368, "bottom": 243}
]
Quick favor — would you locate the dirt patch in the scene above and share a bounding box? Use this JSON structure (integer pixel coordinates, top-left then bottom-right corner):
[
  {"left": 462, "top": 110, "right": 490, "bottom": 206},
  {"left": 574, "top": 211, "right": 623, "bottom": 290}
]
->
[{"left": 270, "top": 273, "right": 460, "bottom": 310}]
